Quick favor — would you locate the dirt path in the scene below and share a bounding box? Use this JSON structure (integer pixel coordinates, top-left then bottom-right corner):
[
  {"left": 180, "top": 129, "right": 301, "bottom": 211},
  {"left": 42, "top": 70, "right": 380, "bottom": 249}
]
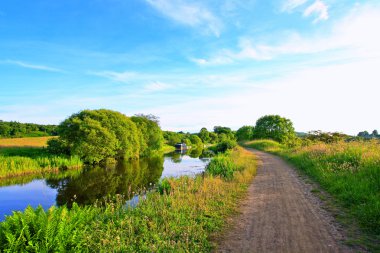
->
[{"left": 215, "top": 149, "right": 353, "bottom": 253}]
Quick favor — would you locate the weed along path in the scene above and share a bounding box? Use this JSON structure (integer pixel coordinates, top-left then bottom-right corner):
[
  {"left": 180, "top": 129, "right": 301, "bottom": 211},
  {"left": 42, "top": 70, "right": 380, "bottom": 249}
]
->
[{"left": 215, "top": 149, "right": 353, "bottom": 253}]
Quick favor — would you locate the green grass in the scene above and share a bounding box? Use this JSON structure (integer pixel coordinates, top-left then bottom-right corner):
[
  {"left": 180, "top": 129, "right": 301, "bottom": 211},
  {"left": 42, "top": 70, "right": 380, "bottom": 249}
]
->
[
  {"left": 0, "top": 147, "right": 257, "bottom": 252},
  {"left": 245, "top": 139, "right": 380, "bottom": 249},
  {"left": 0, "top": 147, "right": 82, "bottom": 179}
]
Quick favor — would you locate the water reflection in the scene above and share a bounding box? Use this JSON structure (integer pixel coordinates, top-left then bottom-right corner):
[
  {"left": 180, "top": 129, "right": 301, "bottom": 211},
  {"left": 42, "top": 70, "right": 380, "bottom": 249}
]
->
[
  {"left": 0, "top": 150, "right": 211, "bottom": 220},
  {"left": 46, "top": 156, "right": 164, "bottom": 207}
]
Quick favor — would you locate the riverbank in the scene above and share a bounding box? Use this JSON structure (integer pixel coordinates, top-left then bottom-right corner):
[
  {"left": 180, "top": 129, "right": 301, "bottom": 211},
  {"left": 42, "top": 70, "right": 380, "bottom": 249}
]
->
[
  {"left": 0, "top": 147, "right": 83, "bottom": 179},
  {"left": 0, "top": 147, "right": 257, "bottom": 252},
  {"left": 244, "top": 140, "right": 380, "bottom": 251},
  {"left": 0, "top": 143, "right": 177, "bottom": 180}
]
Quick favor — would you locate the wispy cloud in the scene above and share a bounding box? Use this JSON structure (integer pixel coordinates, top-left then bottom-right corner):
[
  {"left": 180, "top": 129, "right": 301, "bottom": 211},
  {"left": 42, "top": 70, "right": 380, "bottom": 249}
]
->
[
  {"left": 1, "top": 60, "right": 65, "bottom": 73},
  {"left": 144, "top": 81, "right": 173, "bottom": 92},
  {"left": 281, "top": 0, "right": 309, "bottom": 12},
  {"left": 89, "top": 70, "right": 138, "bottom": 83},
  {"left": 303, "top": 0, "right": 328, "bottom": 23},
  {"left": 145, "top": 0, "right": 222, "bottom": 36},
  {"left": 192, "top": 4, "right": 380, "bottom": 66}
]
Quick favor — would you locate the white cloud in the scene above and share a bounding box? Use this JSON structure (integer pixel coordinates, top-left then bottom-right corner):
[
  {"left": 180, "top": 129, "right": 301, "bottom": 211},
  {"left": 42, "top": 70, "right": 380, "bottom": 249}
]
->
[
  {"left": 147, "top": 57, "right": 380, "bottom": 134},
  {"left": 1, "top": 60, "right": 64, "bottom": 73},
  {"left": 145, "top": 0, "right": 222, "bottom": 36},
  {"left": 192, "top": 4, "right": 380, "bottom": 65},
  {"left": 281, "top": 0, "right": 309, "bottom": 12},
  {"left": 303, "top": 0, "right": 328, "bottom": 23}
]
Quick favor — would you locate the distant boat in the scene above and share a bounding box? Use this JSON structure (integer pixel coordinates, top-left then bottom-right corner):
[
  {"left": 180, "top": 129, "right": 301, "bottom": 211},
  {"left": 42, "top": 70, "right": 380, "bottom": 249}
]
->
[{"left": 175, "top": 143, "right": 188, "bottom": 151}]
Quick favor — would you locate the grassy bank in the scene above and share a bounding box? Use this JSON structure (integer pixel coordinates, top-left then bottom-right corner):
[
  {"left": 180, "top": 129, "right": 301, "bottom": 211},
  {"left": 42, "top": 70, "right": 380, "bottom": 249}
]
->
[
  {"left": 0, "top": 136, "right": 55, "bottom": 148},
  {"left": 0, "top": 147, "right": 82, "bottom": 179},
  {"left": 245, "top": 140, "right": 380, "bottom": 244},
  {"left": 0, "top": 147, "right": 257, "bottom": 252}
]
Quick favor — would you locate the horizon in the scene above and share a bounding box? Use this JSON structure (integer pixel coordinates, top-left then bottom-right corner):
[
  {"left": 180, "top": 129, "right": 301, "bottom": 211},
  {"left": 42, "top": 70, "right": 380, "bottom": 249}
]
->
[{"left": 1, "top": 0, "right": 379, "bottom": 135}]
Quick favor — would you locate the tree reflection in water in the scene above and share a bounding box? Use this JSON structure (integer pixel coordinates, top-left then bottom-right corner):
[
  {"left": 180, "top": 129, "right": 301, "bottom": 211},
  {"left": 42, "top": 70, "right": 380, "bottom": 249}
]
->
[{"left": 46, "top": 156, "right": 164, "bottom": 207}]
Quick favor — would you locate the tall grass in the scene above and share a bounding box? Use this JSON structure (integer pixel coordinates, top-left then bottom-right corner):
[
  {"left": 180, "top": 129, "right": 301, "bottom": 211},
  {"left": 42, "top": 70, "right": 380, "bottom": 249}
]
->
[
  {"left": 245, "top": 139, "right": 380, "bottom": 236},
  {"left": 0, "top": 147, "right": 257, "bottom": 252},
  {"left": 0, "top": 147, "right": 82, "bottom": 179}
]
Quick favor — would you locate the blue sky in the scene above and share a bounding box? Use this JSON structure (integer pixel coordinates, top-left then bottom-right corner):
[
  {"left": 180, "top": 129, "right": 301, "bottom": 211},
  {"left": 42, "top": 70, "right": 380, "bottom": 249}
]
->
[{"left": 0, "top": 0, "right": 379, "bottom": 134}]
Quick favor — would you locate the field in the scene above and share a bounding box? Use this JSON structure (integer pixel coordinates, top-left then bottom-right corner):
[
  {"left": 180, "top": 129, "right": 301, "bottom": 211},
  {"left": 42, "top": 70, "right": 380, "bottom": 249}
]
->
[
  {"left": 245, "top": 140, "right": 380, "bottom": 246},
  {"left": 0, "top": 147, "right": 257, "bottom": 252},
  {"left": 0, "top": 136, "right": 55, "bottom": 148}
]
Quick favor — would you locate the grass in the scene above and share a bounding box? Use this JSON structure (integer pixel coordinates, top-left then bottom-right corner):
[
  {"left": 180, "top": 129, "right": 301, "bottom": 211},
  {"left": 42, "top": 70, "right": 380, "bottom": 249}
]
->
[
  {"left": 245, "top": 139, "right": 380, "bottom": 250},
  {"left": 0, "top": 136, "right": 55, "bottom": 148},
  {"left": 0, "top": 147, "right": 257, "bottom": 252},
  {"left": 0, "top": 147, "right": 82, "bottom": 179}
]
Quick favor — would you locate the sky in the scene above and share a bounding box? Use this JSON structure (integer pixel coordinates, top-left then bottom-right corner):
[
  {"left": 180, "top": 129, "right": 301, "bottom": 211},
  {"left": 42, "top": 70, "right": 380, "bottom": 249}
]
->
[{"left": 0, "top": 0, "right": 379, "bottom": 134}]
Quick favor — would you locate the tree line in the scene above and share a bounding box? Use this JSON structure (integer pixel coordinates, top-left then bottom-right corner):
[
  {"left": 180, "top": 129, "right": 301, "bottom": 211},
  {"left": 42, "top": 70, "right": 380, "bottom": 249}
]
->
[{"left": 0, "top": 121, "right": 58, "bottom": 138}]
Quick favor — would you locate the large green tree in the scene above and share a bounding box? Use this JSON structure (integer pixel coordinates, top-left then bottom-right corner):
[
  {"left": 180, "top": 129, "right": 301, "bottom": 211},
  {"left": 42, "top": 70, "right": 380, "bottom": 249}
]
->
[
  {"left": 254, "top": 115, "right": 296, "bottom": 143},
  {"left": 198, "top": 127, "right": 210, "bottom": 143},
  {"left": 236, "top": 126, "right": 254, "bottom": 141},
  {"left": 55, "top": 109, "right": 140, "bottom": 164}
]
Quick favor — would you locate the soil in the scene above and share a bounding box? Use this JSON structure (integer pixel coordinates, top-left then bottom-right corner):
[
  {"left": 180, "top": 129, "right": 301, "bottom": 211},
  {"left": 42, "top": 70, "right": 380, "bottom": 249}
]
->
[{"left": 214, "top": 149, "right": 355, "bottom": 253}]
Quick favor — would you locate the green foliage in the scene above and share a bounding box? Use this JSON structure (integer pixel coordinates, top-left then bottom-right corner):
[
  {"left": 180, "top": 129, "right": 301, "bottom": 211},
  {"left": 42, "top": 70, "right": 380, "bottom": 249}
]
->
[
  {"left": 198, "top": 127, "right": 211, "bottom": 143},
  {"left": 358, "top": 130, "right": 380, "bottom": 139},
  {"left": 131, "top": 114, "right": 164, "bottom": 156},
  {"left": 157, "top": 178, "right": 171, "bottom": 195},
  {"left": 0, "top": 120, "right": 57, "bottom": 138},
  {"left": 208, "top": 132, "right": 218, "bottom": 144},
  {"left": 236, "top": 125, "right": 254, "bottom": 141},
  {"left": 55, "top": 109, "right": 140, "bottom": 164},
  {"left": 189, "top": 135, "right": 203, "bottom": 147},
  {"left": 206, "top": 154, "right": 239, "bottom": 179},
  {"left": 306, "top": 130, "right": 349, "bottom": 143},
  {"left": 254, "top": 115, "right": 296, "bottom": 144},
  {"left": 213, "top": 140, "right": 237, "bottom": 153},
  {"left": 213, "top": 126, "right": 235, "bottom": 141},
  {"left": 163, "top": 131, "right": 182, "bottom": 146},
  {"left": 46, "top": 138, "right": 70, "bottom": 155}
]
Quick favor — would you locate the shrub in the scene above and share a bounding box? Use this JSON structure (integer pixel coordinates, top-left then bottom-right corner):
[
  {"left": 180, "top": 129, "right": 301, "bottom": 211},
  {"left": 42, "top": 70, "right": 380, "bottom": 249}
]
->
[
  {"left": 214, "top": 140, "right": 237, "bottom": 153},
  {"left": 206, "top": 154, "right": 239, "bottom": 179}
]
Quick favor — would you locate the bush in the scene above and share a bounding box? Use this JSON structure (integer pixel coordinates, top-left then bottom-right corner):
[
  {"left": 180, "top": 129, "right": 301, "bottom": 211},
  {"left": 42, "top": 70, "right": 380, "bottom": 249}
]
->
[
  {"left": 206, "top": 155, "right": 239, "bottom": 179},
  {"left": 214, "top": 140, "right": 237, "bottom": 153}
]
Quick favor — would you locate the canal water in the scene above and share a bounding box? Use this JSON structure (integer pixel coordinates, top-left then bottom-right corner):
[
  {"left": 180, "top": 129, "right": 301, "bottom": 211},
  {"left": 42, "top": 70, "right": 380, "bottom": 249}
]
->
[{"left": 0, "top": 150, "right": 211, "bottom": 221}]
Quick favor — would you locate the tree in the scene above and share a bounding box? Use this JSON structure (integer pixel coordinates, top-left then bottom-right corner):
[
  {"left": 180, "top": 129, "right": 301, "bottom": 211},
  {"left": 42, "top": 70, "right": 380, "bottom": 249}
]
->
[
  {"left": 198, "top": 127, "right": 210, "bottom": 143},
  {"left": 189, "top": 135, "right": 203, "bottom": 147},
  {"left": 254, "top": 115, "right": 296, "bottom": 144},
  {"left": 131, "top": 114, "right": 164, "bottom": 156},
  {"left": 208, "top": 132, "right": 218, "bottom": 143},
  {"left": 236, "top": 126, "right": 254, "bottom": 141},
  {"left": 372, "top": 130, "right": 379, "bottom": 137},
  {"left": 54, "top": 109, "right": 140, "bottom": 164},
  {"left": 213, "top": 126, "right": 235, "bottom": 141}
]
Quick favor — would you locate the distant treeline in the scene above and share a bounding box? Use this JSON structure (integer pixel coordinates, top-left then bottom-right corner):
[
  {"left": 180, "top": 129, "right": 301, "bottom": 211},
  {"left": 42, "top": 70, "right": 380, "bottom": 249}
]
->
[
  {"left": 357, "top": 130, "right": 379, "bottom": 139},
  {"left": 0, "top": 121, "right": 58, "bottom": 138},
  {"left": 163, "top": 126, "right": 235, "bottom": 147}
]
